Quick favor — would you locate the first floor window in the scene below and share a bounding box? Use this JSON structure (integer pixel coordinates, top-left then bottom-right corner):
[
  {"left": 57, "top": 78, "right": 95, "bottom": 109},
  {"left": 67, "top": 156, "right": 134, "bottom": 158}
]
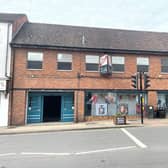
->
[
  {"left": 161, "top": 57, "right": 168, "bottom": 73},
  {"left": 27, "top": 52, "right": 43, "bottom": 69},
  {"left": 112, "top": 56, "right": 125, "bottom": 72},
  {"left": 57, "top": 53, "right": 72, "bottom": 70},
  {"left": 137, "top": 57, "right": 149, "bottom": 72},
  {"left": 85, "top": 55, "right": 99, "bottom": 71}
]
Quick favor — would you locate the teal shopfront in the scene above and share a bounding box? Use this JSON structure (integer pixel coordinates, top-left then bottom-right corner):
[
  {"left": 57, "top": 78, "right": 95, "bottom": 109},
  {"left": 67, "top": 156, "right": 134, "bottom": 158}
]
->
[{"left": 27, "top": 92, "right": 74, "bottom": 124}]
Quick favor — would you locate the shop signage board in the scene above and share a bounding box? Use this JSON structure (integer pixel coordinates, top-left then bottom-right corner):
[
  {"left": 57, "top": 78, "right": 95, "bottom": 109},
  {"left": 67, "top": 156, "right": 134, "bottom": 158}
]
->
[{"left": 115, "top": 116, "right": 126, "bottom": 125}]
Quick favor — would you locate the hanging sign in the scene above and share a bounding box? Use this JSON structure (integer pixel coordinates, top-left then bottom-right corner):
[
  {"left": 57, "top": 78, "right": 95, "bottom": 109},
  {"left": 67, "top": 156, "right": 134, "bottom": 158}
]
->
[{"left": 99, "top": 55, "right": 112, "bottom": 75}]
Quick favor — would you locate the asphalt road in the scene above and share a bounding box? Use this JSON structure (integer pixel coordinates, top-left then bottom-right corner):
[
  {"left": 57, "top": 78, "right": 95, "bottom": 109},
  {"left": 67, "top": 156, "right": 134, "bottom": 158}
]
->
[{"left": 0, "top": 126, "right": 168, "bottom": 168}]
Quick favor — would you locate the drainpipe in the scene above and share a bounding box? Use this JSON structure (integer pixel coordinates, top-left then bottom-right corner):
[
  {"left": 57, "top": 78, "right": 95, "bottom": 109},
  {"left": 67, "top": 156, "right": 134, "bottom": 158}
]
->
[{"left": 9, "top": 46, "right": 15, "bottom": 126}]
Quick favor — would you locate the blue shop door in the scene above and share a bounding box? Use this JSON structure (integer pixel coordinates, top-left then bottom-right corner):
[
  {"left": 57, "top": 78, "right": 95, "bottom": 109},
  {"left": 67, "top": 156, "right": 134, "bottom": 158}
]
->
[
  {"left": 62, "top": 95, "right": 74, "bottom": 122},
  {"left": 27, "top": 95, "right": 43, "bottom": 123}
]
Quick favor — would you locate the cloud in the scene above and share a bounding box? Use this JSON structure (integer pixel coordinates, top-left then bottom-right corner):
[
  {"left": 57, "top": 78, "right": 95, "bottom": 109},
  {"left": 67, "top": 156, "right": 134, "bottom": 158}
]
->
[{"left": 1, "top": 0, "right": 168, "bottom": 32}]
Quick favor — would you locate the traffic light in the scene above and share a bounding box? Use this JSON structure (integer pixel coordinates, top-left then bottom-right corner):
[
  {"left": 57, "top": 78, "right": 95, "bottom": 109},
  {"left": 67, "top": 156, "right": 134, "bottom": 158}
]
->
[
  {"left": 131, "top": 74, "right": 138, "bottom": 89},
  {"left": 144, "top": 74, "right": 150, "bottom": 89}
]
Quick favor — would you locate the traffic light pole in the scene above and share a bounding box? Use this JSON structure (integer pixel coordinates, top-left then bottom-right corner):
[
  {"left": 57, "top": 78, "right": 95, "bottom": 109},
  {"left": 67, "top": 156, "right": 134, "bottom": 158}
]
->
[{"left": 140, "top": 71, "right": 144, "bottom": 124}]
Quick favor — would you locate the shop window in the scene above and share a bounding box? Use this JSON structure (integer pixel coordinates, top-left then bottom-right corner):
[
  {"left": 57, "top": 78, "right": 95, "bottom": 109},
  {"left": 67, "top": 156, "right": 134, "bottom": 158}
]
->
[
  {"left": 137, "top": 57, "right": 149, "bottom": 72},
  {"left": 57, "top": 53, "right": 72, "bottom": 70},
  {"left": 27, "top": 52, "right": 43, "bottom": 69},
  {"left": 161, "top": 58, "right": 168, "bottom": 73},
  {"left": 112, "top": 56, "right": 125, "bottom": 72},
  {"left": 85, "top": 92, "right": 117, "bottom": 116},
  {"left": 85, "top": 55, "right": 99, "bottom": 71}
]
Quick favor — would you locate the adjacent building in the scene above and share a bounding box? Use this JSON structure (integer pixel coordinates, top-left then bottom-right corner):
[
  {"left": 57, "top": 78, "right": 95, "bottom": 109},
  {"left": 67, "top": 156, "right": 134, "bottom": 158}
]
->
[{"left": 0, "top": 13, "right": 27, "bottom": 126}]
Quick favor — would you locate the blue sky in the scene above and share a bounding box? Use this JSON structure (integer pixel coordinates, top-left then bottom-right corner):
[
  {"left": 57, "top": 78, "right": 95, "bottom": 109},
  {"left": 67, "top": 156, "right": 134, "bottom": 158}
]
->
[{"left": 1, "top": 0, "right": 168, "bottom": 32}]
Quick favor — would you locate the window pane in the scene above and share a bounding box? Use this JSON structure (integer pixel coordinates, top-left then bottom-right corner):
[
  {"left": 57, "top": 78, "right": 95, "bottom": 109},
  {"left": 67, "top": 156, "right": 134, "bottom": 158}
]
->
[
  {"left": 86, "top": 55, "right": 99, "bottom": 63},
  {"left": 27, "top": 52, "right": 43, "bottom": 69},
  {"left": 27, "top": 61, "right": 42, "bottom": 69},
  {"left": 161, "top": 58, "right": 168, "bottom": 66},
  {"left": 112, "top": 64, "right": 125, "bottom": 72},
  {"left": 86, "top": 63, "right": 99, "bottom": 71},
  {"left": 58, "top": 62, "right": 72, "bottom": 70},
  {"left": 28, "top": 52, "right": 43, "bottom": 61},
  {"left": 137, "top": 65, "right": 148, "bottom": 72},
  {"left": 161, "top": 66, "right": 168, "bottom": 73},
  {"left": 57, "top": 53, "right": 72, "bottom": 62},
  {"left": 137, "top": 57, "right": 149, "bottom": 65},
  {"left": 112, "top": 56, "right": 124, "bottom": 64}
]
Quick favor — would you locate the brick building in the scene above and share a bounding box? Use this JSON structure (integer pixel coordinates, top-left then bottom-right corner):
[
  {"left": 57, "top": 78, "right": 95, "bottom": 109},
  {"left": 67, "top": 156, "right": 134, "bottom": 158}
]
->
[
  {"left": 0, "top": 13, "right": 27, "bottom": 126},
  {"left": 10, "top": 22, "right": 168, "bottom": 125}
]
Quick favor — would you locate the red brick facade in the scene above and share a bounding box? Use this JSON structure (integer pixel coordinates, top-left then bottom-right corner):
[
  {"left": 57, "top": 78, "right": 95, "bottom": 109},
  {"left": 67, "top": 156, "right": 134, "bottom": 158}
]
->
[{"left": 9, "top": 48, "right": 168, "bottom": 125}]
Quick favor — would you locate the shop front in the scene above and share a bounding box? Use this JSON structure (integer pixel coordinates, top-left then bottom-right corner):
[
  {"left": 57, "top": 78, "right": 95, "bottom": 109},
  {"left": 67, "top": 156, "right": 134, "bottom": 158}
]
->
[
  {"left": 157, "top": 92, "right": 168, "bottom": 118},
  {"left": 27, "top": 92, "right": 74, "bottom": 124},
  {"left": 84, "top": 90, "right": 147, "bottom": 121}
]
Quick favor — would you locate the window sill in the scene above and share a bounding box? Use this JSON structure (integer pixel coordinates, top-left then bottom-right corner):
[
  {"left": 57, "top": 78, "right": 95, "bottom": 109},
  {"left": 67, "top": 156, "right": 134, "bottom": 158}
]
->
[
  {"left": 27, "top": 69, "right": 43, "bottom": 71},
  {"left": 57, "top": 70, "right": 72, "bottom": 71}
]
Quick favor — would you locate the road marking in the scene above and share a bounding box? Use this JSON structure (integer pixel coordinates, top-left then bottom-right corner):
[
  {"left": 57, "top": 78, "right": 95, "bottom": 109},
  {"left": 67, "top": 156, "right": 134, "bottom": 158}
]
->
[
  {"left": 0, "top": 153, "right": 16, "bottom": 157},
  {"left": 75, "top": 146, "right": 136, "bottom": 155},
  {"left": 21, "top": 146, "right": 136, "bottom": 156},
  {"left": 121, "top": 128, "right": 147, "bottom": 149},
  {"left": 21, "top": 152, "right": 71, "bottom": 156}
]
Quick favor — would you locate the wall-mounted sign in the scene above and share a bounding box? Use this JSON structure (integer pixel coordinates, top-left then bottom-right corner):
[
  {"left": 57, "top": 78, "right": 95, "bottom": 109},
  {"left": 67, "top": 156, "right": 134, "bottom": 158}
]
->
[{"left": 0, "top": 80, "right": 6, "bottom": 91}]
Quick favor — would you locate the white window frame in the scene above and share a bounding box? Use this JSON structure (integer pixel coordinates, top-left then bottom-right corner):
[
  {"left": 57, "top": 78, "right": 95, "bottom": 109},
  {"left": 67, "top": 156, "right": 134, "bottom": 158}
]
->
[
  {"left": 57, "top": 53, "right": 72, "bottom": 71},
  {"left": 136, "top": 57, "right": 149, "bottom": 72},
  {"left": 161, "top": 57, "right": 168, "bottom": 73},
  {"left": 112, "top": 56, "right": 125, "bottom": 72},
  {"left": 85, "top": 55, "right": 99, "bottom": 72},
  {"left": 27, "top": 52, "right": 43, "bottom": 70}
]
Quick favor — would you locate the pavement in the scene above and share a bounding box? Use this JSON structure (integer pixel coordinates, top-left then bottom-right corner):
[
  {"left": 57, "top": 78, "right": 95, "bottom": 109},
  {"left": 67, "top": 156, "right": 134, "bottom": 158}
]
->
[{"left": 0, "top": 118, "right": 168, "bottom": 135}]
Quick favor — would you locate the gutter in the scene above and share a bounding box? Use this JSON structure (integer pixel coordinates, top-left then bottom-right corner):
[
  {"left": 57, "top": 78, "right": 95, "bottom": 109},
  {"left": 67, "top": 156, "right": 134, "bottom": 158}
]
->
[{"left": 10, "top": 43, "right": 168, "bottom": 56}]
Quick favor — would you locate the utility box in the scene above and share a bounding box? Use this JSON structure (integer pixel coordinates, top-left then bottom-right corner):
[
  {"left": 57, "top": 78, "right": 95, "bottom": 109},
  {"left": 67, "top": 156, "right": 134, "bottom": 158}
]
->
[
  {"left": 147, "top": 105, "right": 154, "bottom": 118},
  {"left": 157, "top": 107, "right": 166, "bottom": 118}
]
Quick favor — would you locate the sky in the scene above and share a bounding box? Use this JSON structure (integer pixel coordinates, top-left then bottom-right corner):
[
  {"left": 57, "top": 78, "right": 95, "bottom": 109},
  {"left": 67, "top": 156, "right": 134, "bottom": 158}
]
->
[{"left": 1, "top": 0, "right": 168, "bottom": 32}]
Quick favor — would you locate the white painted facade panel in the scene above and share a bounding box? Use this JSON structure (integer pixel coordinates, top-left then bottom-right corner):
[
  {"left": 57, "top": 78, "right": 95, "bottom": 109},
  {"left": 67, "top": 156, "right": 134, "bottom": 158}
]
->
[
  {"left": 0, "top": 93, "right": 8, "bottom": 126},
  {"left": 0, "top": 23, "right": 12, "bottom": 126}
]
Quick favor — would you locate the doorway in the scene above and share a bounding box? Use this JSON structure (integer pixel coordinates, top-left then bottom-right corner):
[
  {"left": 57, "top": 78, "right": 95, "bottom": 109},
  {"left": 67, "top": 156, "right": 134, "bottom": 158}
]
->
[{"left": 43, "top": 96, "right": 61, "bottom": 122}]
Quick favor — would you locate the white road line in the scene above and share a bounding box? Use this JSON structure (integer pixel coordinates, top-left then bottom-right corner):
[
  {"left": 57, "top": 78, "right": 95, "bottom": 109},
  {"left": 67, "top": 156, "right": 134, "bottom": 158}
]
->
[
  {"left": 121, "top": 128, "right": 147, "bottom": 149},
  {"left": 0, "top": 153, "right": 16, "bottom": 157},
  {"left": 21, "top": 146, "right": 136, "bottom": 156},
  {"left": 75, "top": 146, "right": 136, "bottom": 155},
  {"left": 21, "top": 152, "right": 71, "bottom": 156}
]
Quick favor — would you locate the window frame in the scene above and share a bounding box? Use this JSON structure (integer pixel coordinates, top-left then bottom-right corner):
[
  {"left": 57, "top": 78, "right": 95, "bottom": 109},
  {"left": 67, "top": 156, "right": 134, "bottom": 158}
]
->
[
  {"left": 112, "top": 56, "right": 125, "bottom": 73},
  {"left": 161, "top": 57, "right": 168, "bottom": 73},
  {"left": 136, "top": 57, "right": 149, "bottom": 72},
  {"left": 27, "top": 52, "right": 43, "bottom": 70},
  {"left": 57, "top": 53, "right": 72, "bottom": 71},
  {"left": 85, "top": 55, "right": 99, "bottom": 72}
]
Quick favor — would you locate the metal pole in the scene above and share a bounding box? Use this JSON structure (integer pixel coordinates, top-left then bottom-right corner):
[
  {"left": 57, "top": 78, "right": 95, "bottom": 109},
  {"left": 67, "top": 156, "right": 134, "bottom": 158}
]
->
[
  {"left": 140, "top": 71, "right": 143, "bottom": 124},
  {"left": 140, "top": 94, "right": 143, "bottom": 124}
]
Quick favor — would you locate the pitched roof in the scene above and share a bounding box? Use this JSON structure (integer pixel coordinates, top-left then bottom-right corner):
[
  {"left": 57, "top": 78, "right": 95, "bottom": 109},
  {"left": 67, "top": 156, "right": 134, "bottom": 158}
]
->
[
  {"left": 11, "top": 22, "right": 168, "bottom": 53},
  {"left": 0, "top": 13, "right": 27, "bottom": 23}
]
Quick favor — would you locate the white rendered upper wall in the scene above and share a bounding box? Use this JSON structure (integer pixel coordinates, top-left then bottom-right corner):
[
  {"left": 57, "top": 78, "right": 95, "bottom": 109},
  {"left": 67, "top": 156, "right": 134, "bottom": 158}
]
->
[{"left": 0, "top": 23, "right": 12, "bottom": 78}]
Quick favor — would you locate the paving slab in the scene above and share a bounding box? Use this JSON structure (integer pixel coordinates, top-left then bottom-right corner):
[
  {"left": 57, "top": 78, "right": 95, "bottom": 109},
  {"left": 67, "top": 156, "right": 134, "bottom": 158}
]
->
[{"left": 0, "top": 119, "right": 167, "bottom": 135}]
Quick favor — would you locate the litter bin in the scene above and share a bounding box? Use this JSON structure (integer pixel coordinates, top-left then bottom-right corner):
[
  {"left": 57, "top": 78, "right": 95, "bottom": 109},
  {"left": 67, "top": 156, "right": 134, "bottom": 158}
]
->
[
  {"left": 147, "top": 105, "right": 154, "bottom": 118},
  {"left": 157, "top": 108, "right": 166, "bottom": 118}
]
